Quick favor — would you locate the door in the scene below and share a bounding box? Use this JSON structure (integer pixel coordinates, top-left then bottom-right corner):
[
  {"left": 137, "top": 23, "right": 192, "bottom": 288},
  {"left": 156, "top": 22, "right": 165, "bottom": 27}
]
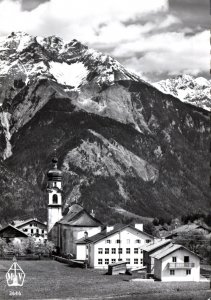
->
[{"left": 184, "top": 256, "right": 189, "bottom": 263}]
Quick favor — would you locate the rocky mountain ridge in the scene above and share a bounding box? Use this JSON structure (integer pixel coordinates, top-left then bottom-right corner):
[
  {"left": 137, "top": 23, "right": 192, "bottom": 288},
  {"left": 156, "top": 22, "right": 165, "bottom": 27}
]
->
[
  {"left": 154, "top": 75, "right": 211, "bottom": 111},
  {"left": 0, "top": 32, "right": 210, "bottom": 223}
]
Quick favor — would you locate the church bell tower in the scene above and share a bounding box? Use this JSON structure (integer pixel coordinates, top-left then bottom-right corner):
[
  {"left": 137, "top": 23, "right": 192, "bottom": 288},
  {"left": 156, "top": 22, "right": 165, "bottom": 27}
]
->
[{"left": 47, "top": 156, "right": 62, "bottom": 233}]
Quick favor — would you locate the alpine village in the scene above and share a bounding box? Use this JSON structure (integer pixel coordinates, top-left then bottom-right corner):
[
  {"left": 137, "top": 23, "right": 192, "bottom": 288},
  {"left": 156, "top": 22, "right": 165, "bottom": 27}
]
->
[{"left": 0, "top": 32, "right": 210, "bottom": 298}]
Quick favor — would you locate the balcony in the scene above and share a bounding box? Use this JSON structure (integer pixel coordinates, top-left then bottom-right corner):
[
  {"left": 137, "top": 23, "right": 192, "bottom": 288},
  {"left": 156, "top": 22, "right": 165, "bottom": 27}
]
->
[{"left": 168, "top": 263, "right": 195, "bottom": 269}]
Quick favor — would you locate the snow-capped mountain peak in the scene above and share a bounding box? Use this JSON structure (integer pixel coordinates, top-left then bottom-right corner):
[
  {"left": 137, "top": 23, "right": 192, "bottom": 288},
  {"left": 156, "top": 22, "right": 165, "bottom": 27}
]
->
[
  {"left": 154, "top": 74, "right": 211, "bottom": 111},
  {"left": 0, "top": 32, "right": 140, "bottom": 91}
]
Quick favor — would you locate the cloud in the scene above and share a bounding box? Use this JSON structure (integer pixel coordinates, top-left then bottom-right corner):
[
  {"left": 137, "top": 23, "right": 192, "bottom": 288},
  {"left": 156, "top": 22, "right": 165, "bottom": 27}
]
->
[
  {"left": 0, "top": 0, "right": 168, "bottom": 35},
  {"left": 117, "top": 31, "right": 209, "bottom": 81},
  {"left": 0, "top": 0, "right": 209, "bottom": 81}
]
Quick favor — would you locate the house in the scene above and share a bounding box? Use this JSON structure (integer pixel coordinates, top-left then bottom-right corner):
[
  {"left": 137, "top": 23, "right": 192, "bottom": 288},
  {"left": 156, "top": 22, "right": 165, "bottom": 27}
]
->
[
  {"left": 151, "top": 243, "right": 200, "bottom": 281},
  {"left": 143, "top": 239, "right": 172, "bottom": 274},
  {"left": 0, "top": 225, "right": 28, "bottom": 245},
  {"left": 76, "top": 224, "right": 154, "bottom": 269},
  {"left": 13, "top": 218, "right": 47, "bottom": 243},
  {"left": 165, "top": 223, "right": 211, "bottom": 239},
  {"left": 47, "top": 156, "right": 102, "bottom": 256}
]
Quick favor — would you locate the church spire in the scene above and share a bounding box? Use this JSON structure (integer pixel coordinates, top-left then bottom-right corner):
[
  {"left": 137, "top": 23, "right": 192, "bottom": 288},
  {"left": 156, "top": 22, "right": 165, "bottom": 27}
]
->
[{"left": 47, "top": 154, "right": 62, "bottom": 233}]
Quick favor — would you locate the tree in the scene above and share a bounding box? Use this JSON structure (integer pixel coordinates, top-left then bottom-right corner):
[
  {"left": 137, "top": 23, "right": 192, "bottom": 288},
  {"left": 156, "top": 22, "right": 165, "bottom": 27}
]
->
[
  {"left": 143, "top": 222, "right": 158, "bottom": 237},
  {"left": 35, "top": 241, "right": 55, "bottom": 256},
  {"left": 0, "top": 238, "right": 7, "bottom": 256},
  {"left": 204, "top": 213, "right": 211, "bottom": 227},
  {"left": 22, "top": 237, "right": 36, "bottom": 254},
  {"left": 174, "top": 231, "right": 211, "bottom": 263},
  {"left": 152, "top": 218, "right": 159, "bottom": 226}
]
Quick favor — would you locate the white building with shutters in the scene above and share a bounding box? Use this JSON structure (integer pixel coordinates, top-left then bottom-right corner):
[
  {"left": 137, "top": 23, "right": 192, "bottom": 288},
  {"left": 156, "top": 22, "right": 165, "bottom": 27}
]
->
[
  {"left": 76, "top": 224, "right": 154, "bottom": 269},
  {"left": 13, "top": 218, "right": 47, "bottom": 243},
  {"left": 152, "top": 243, "right": 200, "bottom": 281}
]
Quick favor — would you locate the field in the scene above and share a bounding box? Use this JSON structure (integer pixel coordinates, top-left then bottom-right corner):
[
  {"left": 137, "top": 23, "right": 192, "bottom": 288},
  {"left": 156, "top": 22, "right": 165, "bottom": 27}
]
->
[{"left": 0, "top": 260, "right": 210, "bottom": 300}]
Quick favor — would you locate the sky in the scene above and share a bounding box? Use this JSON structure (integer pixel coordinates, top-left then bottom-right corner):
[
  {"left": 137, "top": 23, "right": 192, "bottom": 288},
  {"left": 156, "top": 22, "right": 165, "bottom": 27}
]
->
[{"left": 0, "top": 0, "right": 210, "bottom": 81}]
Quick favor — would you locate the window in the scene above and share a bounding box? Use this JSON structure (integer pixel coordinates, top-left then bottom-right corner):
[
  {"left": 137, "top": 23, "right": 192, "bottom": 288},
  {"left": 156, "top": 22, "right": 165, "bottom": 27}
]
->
[
  {"left": 23, "top": 229, "right": 28, "bottom": 232},
  {"left": 134, "top": 259, "right": 138, "bottom": 264},
  {"left": 118, "top": 248, "right": 122, "bottom": 254},
  {"left": 140, "top": 259, "right": 143, "bottom": 264},
  {"left": 105, "top": 259, "right": 109, "bottom": 265},
  {"left": 172, "top": 257, "right": 177, "bottom": 262},
  {"left": 170, "top": 270, "right": 175, "bottom": 275},
  {"left": 126, "top": 258, "right": 130, "bottom": 264},
  {"left": 140, "top": 249, "right": 143, "bottom": 254},
  {"left": 98, "top": 259, "right": 102, "bottom": 265},
  {"left": 134, "top": 248, "right": 138, "bottom": 254},
  {"left": 36, "top": 229, "right": 39, "bottom": 234},
  {"left": 135, "top": 239, "right": 140, "bottom": 244},
  {"left": 105, "top": 248, "right": 109, "bottom": 254},
  {"left": 30, "top": 223, "right": 32, "bottom": 227},
  {"left": 106, "top": 239, "right": 111, "bottom": 244},
  {"left": 31, "top": 229, "right": 33, "bottom": 234},
  {"left": 116, "top": 240, "right": 120, "bottom": 244},
  {"left": 186, "top": 269, "right": 191, "bottom": 275},
  {"left": 53, "top": 194, "right": 58, "bottom": 204},
  {"left": 111, "top": 259, "right": 116, "bottom": 264},
  {"left": 146, "top": 239, "right": 151, "bottom": 243},
  {"left": 112, "top": 248, "right": 116, "bottom": 254},
  {"left": 98, "top": 248, "right": 103, "bottom": 254},
  {"left": 118, "top": 259, "right": 122, "bottom": 261},
  {"left": 126, "top": 248, "right": 130, "bottom": 254},
  {"left": 42, "top": 229, "right": 44, "bottom": 234},
  {"left": 184, "top": 256, "right": 189, "bottom": 263},
  {"left": 126, "top": 239, "right": 130, "bottom": 244}
]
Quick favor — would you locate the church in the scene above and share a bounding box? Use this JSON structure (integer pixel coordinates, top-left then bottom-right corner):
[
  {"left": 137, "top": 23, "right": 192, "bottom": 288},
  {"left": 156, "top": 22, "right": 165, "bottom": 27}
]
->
[{"left": 47, "top": 157, "right": 102, "bottom": 256}]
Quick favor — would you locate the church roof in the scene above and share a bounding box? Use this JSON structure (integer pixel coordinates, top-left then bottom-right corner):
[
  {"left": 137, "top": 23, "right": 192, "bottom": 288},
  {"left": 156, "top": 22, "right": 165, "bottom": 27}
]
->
[
  {"left": 47, "top": 157, "right": 62, "bottom": 181},
  {"left": 0, "top": 225, "right": 28, "bottom": 238},
  {"left": 76, "top": 224, "right": 153, "bottom": 245},
  {"left": 58, "top": 204, "right": 102, "bottom": 227}
]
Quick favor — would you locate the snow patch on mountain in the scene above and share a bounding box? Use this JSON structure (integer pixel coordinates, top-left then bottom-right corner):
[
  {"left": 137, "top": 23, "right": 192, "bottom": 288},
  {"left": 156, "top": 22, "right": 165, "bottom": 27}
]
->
[
  {"left": 16, "top": 34, "right": 32, "bottom": 52},
  {"left": 49, "top": 61, "right": 88, "bottom": 87}
]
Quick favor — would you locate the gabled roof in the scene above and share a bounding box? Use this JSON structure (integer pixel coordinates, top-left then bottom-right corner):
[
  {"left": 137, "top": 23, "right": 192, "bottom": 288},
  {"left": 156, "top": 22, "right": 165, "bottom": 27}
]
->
[
  {"left": 0, "top": 225, "right": 28, "bottom": 238},
  {"left": 142, "top": 239, "right": 172, "bottom": 253},
  {"left": 14, "top": 218, "right": 46, "bottom": 228},
  {"left": 76, "top": 224, "right": 154, "bottom": 245},
  {"left": 58, "top": 204, "right": 102, "bottom": 227},
  {"left": 165, "top": 223, "right": 211, "bottom": 238},
  {"left": 151, "top": 243, "right": 200, "bottom": 260}
]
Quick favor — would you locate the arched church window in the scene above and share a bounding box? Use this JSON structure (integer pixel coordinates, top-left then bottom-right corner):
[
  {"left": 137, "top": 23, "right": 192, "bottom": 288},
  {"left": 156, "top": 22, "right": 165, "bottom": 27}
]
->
[{"left": 53, "top": 194, "right": 58, "bottom": 204}]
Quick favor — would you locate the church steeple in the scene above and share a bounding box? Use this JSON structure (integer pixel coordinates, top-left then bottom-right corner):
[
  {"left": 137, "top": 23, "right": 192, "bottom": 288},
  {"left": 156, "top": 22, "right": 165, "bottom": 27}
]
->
[{"left": 47, "top": 156, "right": 62, "bottom": 233}]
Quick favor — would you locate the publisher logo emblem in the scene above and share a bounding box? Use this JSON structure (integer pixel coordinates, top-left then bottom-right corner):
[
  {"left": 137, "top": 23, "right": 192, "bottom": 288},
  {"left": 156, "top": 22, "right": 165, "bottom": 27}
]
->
[{"left": 6, "top": 258, "right": 25, "bottom": 287}]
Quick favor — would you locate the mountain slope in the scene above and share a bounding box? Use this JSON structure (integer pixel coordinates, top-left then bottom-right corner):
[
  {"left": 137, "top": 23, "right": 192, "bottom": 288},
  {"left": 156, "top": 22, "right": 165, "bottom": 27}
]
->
[
  {"left": 0, "top": 32, "right": 210, "bottom": 223},
  {"left": 154, "top": 75, "right": 211, "bottom": 111}
]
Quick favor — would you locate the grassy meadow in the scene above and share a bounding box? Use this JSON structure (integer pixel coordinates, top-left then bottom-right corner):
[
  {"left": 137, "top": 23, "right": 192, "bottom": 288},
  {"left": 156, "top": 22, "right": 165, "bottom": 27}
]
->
[{"left": 0, "top": 260, "right": 210, "bottom": 299}]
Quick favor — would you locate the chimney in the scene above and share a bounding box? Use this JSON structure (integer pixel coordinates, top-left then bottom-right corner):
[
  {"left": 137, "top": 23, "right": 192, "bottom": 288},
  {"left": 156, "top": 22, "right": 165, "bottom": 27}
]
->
[
  {"left": 90, "top": 209, "right": 95, "bottom": 218},
  {"left": 135, "top": 224, "right": 143, "bottom": 231},
  {"left": 106, "top": 226, "right": 114, "bottom": 233}
]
